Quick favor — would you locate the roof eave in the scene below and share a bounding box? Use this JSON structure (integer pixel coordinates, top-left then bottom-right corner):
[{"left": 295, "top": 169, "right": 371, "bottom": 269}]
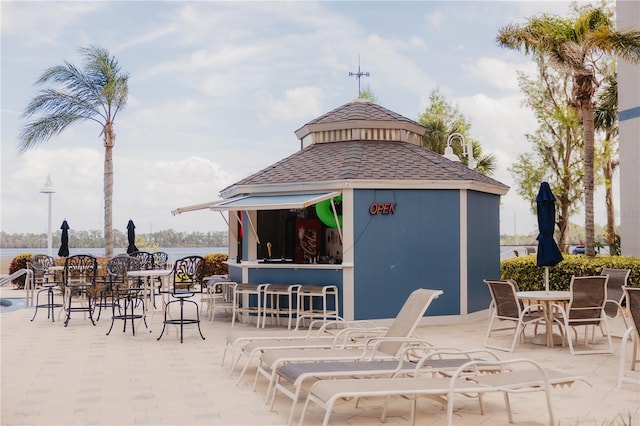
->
[{"left": 221, "top": 179, "right": 509, "bottom": 198}]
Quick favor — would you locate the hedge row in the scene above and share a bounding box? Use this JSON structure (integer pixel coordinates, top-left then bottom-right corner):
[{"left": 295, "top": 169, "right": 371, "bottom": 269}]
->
[
  {"left": 500, "top": 254, "right": 640, "bottom": 291},
  {"left": 8, "top": 253, "right": 229, "bottom": 289}
]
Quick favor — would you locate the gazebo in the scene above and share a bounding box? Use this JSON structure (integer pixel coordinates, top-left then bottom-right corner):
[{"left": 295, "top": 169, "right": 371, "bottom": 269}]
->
[{"left": 174, "top": 98, "right": 509, "bottom": 321}]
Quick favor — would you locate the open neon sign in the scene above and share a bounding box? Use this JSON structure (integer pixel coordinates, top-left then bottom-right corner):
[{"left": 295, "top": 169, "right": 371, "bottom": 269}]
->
[{"left": 369, "top": 203, "right": 396, "bottom": 215}]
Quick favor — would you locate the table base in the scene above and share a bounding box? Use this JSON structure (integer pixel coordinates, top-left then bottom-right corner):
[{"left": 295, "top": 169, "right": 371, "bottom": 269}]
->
[{"left": 530, "top": 333, "right": 564, "bottom": 346}]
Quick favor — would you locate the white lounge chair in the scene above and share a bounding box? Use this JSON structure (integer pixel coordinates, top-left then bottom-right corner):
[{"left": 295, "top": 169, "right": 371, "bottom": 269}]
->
[
  {"left": 298, "top": 357, "right": 587, "bottom": 426},
  {"left": 252, "top": 289, "right": 443, "bottom": 403},
  {"left": 618, "top": 286, "right": 640, "bottom": 387},
  {"left": 270, "top": 345, "right": 501, "bottom": 425},
  {"left": 226, "top": 317, "right": 382, "bottom": 377}
]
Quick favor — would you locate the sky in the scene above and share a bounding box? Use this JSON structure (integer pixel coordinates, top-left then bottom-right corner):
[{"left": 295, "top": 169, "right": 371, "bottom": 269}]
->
[{"left": 1, "top": 0, "right": 613, "bottom": 239}]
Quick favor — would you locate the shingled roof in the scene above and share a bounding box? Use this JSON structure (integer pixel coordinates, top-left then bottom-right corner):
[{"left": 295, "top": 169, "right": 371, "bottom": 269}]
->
[
  {"left": 221, "top": 99, "right": 508, "bottom": 196},
  {"left": 227, "top": 140, "right": 507, "bottom": 190},
  {"left": 294, "top": 98, "right": 426, "bottom": 145}
]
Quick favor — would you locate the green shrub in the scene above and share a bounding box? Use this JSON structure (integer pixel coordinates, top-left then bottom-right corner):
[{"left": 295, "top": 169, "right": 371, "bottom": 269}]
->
[
  {"left": 203, "top": 253, "right": 229, "bottom": 276},
  {"left": 8, "top": 253, "right": 32, "bottom": 289},
  {"left": 501, "top": 254, "right": 640, "bottom": 291}
]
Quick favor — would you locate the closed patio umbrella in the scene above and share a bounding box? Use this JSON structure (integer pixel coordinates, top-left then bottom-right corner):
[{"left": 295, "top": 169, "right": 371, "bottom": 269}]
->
[
  {"left": 58, "top": 220, "right": 70, "bottom": 257},
  {"left": 536, "top": 182, "right": 563, "bottom": 292},
  {"left": 126, "top": 219, "right": 139, "bottom": 254}
]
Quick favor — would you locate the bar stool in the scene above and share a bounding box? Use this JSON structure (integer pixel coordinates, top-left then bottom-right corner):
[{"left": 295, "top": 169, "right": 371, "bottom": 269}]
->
[
  {"left": 296, "top": 285, "right": 339, "bottom": 326},
  {"left": 30, "top": 273, "right": 64, "bottom": 322},
  {"left": 261, "top": 284, "right": 301, "bottom": 329},
  {"left": 105, "top": 256, "right": 148, "bottom": 336},
  {"left": 157, "top": 256, "right": 206, "bottom": 343},
  {"left": 202, "top": 278, "right": 236, "bottom": 321},
  {"left": 62, "top": 254, "right": 98, "bottom": 327},
  {"left": 232, "top": 283, "right": 269, "bottom": 327}
]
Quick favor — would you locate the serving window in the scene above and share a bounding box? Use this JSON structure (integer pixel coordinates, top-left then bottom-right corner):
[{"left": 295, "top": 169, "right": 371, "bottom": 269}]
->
[{"left": 255, "top": 206, "right": 342, "bottom": 264}]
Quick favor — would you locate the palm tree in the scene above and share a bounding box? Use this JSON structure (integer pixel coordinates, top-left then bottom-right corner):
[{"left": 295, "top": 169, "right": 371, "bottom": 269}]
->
[
  {"left": 595, "top": 72, "right": 620, "bottom": 254},
  {"left": 19, "top": 46, "right": 129, "bottom": 259},
  {"left": 419, "top": 89, "right": 496, "bottom": 176},
  {"left": 497, "top": 5, "right": 640, "bottom": 256}
]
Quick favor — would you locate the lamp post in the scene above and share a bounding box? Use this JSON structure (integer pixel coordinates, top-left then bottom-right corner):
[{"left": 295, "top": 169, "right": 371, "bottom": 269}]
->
[
  {"left": 444, "top": 133, "right": 476, "bottom": 169},
  {"left": 40, "top": 175, "right": 55, "bottom": 257}
]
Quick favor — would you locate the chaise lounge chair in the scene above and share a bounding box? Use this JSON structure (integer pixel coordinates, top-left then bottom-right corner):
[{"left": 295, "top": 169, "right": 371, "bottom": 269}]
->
[
  {"left": 298, "top": 357, "right": 587, "bottom": 426},
  {"left": 618, "top": 286, "right": 640, "bottom": 387},
  {"left": 228, "top": 317, "right": 384, "bottom": 378},
  {"left": 251, "top": 289, "right": 443, "bottom": 403},
  {"left": 271, "top": 345, "right": 501, "bottom": 425}
]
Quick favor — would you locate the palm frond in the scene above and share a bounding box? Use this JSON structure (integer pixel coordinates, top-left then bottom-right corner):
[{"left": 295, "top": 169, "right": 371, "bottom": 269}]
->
[{"left": 18, "top": 113, "right": 87, "bottom": 151}]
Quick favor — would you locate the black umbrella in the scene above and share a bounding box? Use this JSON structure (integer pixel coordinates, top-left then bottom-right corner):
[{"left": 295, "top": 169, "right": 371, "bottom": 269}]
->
[
  {"left": 58, "top": 220, "right": 70, "bottom": 257},
  {"left": 126, "top": 219, "right": 139, "bottom": 254},
  {"left": 536, "top": 182, "right": 563, "bottom": 291}
]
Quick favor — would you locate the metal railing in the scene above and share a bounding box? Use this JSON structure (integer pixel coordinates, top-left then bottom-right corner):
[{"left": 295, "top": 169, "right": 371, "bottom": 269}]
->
[{"left": 0, "top": 268, "right": 34, "bottom": 306}]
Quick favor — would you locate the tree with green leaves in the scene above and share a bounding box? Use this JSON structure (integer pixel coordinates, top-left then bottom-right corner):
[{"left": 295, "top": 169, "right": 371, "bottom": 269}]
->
[
  {"left": 497, "top": 4, "right": 640, "bottom": 257},
  {"left": 359, "top": 85, "right": 379, "bottom": 103},
  {"left": 510, "top": 61, "right": 584, "bottom": 251},
  {"left": 418, "top": 88, "right": 496, "bottom": 176},
  {"left": 19, "top": 46, "right": 129, "bottom": 258}
]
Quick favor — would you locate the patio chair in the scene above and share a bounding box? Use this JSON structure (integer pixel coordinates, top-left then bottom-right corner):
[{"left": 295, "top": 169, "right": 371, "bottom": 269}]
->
[
  {"left": 600, "top": 268, "right": 631, "bottom": 330},
  {"left": 298, "top": 357, "right": 587, "bottom": 426},
  {"left": 271, "top": 344, "right": 501, "bottom": 425},
  {"left": 129, "top": 250, "right": 156, "bottom": 304},
  {"left": 129, "top": 251, "right": 154, "bottom": 270},
  {"left": 151, "top": 251, "right": 170, "bottom": 301},
  {"left": 105, "top": 256, "right": 149, "bottom": 336},
  {"left": 29, "top": 255, "right": 63, "bottom": 322},
  {"left": 252, "top": 289, "right": 443, "bottom": 403},
  {"left": 551, "top": 275, "right": 613, "bottom": 355},
  {"left": 62, "top": 254, "right": 98, "bottom": 327},
  {"left": 29, "top": 254, "right": 55, "bottom": 287},
  {"left": 156, "top": 255, "right": 206, "bottom": 343},
  {"left": 483, "top": 279, "right": 546, "bottom": 352},
  {"left": 152, "top": 251, "right": 169, "bottom": 269},
  {"left": 95, "top": 255, "right": 134, "bottom": 321},
  {"left": 618, "top": 286, "right": 640, "bottom": 387}
]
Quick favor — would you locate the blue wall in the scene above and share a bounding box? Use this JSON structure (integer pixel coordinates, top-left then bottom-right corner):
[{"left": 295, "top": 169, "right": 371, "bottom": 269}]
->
[
  {"left": 467, "top": 190, "right": 500, "bottom": 312},
  {"left": 229, "top": 187, "right": 501, "bottom": 320},
  {"left": 352, "top": 189, "right": 460, "bottom": 319}
]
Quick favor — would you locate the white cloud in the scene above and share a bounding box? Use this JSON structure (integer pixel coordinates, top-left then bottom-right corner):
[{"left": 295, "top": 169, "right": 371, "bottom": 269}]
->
[
  {"left": 465, "top": 57, "right": 537, "bottom": 91},
  {"left": 256, "top": 87, "right": 325, "bottom": 123},
  {"left": 0, "top": 2, "right": 103, "bottom": 46}
]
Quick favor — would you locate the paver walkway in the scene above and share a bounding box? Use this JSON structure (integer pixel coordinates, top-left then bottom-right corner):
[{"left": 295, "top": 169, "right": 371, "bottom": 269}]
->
[{"left": 1, "top": 287, "right": 638, "bottom": 425}]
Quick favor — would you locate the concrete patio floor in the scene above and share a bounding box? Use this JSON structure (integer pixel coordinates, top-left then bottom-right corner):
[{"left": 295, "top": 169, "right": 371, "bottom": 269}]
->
[{"left": 1, "top": 286, "right": 639, "bottom": 426}]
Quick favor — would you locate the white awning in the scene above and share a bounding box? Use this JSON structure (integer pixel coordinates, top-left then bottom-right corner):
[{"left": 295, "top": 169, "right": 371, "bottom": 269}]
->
[
  {"left": 207, "top": 192, "right": 341, "bottom": 211},
  {"left": 171, "top": 200, "right": 225, "bottom": 215},
  {"left": 172, "top": 192, "right": 341, "bottom": 215},
  {"left": 172, "top": 191, "right": 343, "bottom": 246}
]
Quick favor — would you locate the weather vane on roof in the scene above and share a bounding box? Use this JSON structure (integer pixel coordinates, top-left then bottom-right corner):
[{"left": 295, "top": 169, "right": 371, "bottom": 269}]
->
[{"left": 349, "top": 55, "right": 370, "bottom": 98}]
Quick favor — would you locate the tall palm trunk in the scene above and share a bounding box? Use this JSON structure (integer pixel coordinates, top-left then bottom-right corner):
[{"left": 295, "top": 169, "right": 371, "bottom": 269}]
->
[
  {"left": 582, "top": 102, "right": 596, "bottom": 257},
  {"left": 574, "top": 72, "right": 597, "bottom": 257},
  {"left": 604, "top": 157, "right": 617, "bottom": 237},
  {"left": 103, "top": 121, "right": 115, "bottom": 258}
]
